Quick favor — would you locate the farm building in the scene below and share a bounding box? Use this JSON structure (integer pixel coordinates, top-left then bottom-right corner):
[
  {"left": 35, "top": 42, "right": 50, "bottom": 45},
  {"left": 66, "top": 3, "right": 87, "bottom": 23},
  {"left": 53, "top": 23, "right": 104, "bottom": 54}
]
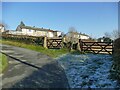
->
[{"left": 15, "top": 21, "right": 62, "bottom": 38}]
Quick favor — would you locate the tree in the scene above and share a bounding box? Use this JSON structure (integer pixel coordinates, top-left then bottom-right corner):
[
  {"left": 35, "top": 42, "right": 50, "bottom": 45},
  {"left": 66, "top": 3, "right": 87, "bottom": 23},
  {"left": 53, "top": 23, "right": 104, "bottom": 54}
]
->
[
  {"left": 104, "top": 30, "right": 120, "bottom": 40},
  {"left": 65, "top": 27, "right": 79, "bottom": 51},
  {"left": 112, "top": 30, "right": 120, "bottom": 40},
  {"left": 104, "top": 37, "right": 112, "bottom": 42},
  {"left": 97, "top": 37, "right": 112, "bottom": 42},
  {"left": 104, "top": 32, "right": 111, "bottom": 38},
  {"left": 68, "top": 27, "right": 77, "bottom": 33}
]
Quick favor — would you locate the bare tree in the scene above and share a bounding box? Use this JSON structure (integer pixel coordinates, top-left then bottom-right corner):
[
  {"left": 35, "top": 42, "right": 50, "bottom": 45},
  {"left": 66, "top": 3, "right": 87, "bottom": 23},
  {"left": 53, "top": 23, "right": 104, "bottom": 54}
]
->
[
  {"left": 64, "top": 27, "right": 79, "bottom": 51},
  {"left": 104, "top": 32, "right": 111, "bottom": 38},
  {"left": 112, "top": 30, "right": 120, "bottom": 40},
  {"left": 68, "top": 27, "right": 79, "bottom": 43},
  {"left": 68, "top": 27, "right": 77, "bottom": 33},
  {"left": 104, "top": 30, "right": 120, "bottom": 40}
]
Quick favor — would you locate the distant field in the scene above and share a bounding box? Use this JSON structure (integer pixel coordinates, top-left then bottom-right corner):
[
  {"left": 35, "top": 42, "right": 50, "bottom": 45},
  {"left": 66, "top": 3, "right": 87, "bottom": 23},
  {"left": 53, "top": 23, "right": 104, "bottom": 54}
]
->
[{"left": 0, "top": 53, "right": 8, "bottom": 73}]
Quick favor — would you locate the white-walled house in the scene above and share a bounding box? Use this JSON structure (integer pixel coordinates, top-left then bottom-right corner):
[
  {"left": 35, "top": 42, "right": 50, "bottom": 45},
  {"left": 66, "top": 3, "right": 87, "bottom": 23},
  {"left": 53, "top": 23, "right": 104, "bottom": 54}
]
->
[
  {"left": 0, "top": 24, "right": 5, "bottom": 33},
  {"left": 79, "top": 34, "right": 90, "bottom": 39},
  {"left": 66, "top": 32, "right": 90, "bottom": 40},
  {"left": 5, "top": 30, "right": 23, "bottom": 35},
  {"left": 16, "top": 22, "right": 62, "bottom": 38},
  {"left": 64, "top": 32, "right": 90, "bottom": 43}
]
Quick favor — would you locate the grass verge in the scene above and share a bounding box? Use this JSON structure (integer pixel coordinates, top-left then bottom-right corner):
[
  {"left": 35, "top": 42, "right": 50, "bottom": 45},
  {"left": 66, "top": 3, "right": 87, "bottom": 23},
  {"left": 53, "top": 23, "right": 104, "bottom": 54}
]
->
[
  {"left": 0, "top": 40, "right": 69, "bottom": 58},
  {"left": 0, "top": 53, "right": 8, "bottom": 73}
]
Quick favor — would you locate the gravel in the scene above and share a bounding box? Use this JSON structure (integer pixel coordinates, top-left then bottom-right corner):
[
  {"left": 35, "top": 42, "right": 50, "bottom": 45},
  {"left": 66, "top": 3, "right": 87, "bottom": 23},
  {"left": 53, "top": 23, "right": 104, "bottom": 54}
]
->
[{"left": 57, "top": 54, "right": 120, "bottom": 88}]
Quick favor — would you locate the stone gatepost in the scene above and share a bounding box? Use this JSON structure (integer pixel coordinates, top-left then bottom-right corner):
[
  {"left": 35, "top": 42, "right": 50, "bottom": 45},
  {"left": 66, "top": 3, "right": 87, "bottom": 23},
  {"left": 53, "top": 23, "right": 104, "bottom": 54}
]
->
[
  {"left": 77, "top": 39, "right": 82, "bottom": 51},
  {"left": 43, "top": 36, "right": 48, "bottom": 48},
  {"left": 62, "top": 37, "right": 66, "bottom": 48}
]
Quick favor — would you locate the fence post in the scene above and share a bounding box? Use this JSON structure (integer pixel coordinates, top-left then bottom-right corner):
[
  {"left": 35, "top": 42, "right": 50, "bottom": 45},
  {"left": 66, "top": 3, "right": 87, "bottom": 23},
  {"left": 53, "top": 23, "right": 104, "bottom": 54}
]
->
[
  {"left": 79, "top": 39, "right": 82, "bottom": 51},
  {"left": 62, "top": 37, "right": 66, "bottom": 48},
  {"left": 112, "top": 41, "right": 114, "bottom": 54},
  {"left": 77, "top": 41, "right": 81, "bottom": 51},
  {"left": 63, "top": 37, "right": 66, "bottom": 42},
  {"left": 43, "top": 36, "right": 47, "bottom": 48}
]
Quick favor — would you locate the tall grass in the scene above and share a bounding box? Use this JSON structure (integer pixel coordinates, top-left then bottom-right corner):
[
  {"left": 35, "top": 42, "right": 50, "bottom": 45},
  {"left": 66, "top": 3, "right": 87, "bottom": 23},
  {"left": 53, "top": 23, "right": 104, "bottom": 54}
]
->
[{"left": 0, "top": 40, "right": 69, "bottom": 58}]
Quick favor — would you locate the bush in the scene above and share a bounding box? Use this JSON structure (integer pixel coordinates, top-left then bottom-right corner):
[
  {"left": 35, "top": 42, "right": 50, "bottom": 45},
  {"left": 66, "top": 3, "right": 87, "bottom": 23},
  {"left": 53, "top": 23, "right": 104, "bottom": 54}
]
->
[
  {"left": 114, "top": 38, "right": 120, "bottom": 50},
  {"left": 111, "top": 38, "right": 120, "bottom": 80}
]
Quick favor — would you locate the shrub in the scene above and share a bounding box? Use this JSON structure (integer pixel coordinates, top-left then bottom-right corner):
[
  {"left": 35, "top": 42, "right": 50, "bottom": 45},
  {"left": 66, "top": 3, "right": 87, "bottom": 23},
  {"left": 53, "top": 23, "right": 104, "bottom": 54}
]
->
[{"left": 111, "top": 38, "right": 120, "bottom": 80}]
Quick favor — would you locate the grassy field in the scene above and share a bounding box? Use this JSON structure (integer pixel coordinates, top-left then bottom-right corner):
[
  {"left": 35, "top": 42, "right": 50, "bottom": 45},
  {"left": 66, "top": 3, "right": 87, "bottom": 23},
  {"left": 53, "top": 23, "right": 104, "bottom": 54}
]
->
[
  {"left": 0, "top": 53, "right": 8, "bottom": 73},
  {"left": 0, "top": 40, "right": 70, "bottom": 58}
]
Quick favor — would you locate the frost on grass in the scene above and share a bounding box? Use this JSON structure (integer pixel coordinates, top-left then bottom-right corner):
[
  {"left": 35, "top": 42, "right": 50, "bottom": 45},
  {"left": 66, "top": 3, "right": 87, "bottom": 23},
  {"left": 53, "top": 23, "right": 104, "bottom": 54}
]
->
[{"left": 57, "top": 54, "right": 120, "bottom": 88}]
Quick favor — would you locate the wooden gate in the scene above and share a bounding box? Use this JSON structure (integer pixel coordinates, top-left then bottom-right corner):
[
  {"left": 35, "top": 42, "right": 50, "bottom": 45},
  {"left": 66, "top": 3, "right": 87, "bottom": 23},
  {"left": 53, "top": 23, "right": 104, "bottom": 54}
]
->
[
  {"left": 47, "top": 39, "right": 62, "bottom": 49},
  {"left": 79, "top": 40, "right": 113, "bottom": 54}
]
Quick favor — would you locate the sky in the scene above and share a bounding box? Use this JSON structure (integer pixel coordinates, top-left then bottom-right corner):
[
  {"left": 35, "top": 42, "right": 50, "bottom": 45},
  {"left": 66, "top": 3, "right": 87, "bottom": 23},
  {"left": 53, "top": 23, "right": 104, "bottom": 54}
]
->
[{"left": 2, "top": 2, "right": 118, "bottom": 38}]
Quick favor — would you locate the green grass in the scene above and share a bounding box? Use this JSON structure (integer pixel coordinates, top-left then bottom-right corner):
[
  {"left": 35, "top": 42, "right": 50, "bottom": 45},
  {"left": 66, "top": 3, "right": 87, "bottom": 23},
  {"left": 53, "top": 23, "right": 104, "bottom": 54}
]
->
[
  {"left": 0, "top": 53, "right": 8, "bottom": 73},
  {"left": 0, "top": 39, "right": 69, "bottom": 58}
]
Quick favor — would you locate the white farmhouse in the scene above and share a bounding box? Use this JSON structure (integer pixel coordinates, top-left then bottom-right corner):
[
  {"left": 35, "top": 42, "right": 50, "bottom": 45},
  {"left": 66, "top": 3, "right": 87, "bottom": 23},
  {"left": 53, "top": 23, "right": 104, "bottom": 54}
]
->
[
  {"left": 0, "top": 24, "right": 5, "bottom": 33},
  {"left": 66, "top": 31, "right": 90, "bottom": 40},
  {"left": 16, "top": 21, "right": 62, "bottom": 38},
  {"left": 64, "top": 31, "right": 90, "bottom": 43},
  {"left": 79, "top": 34, "right": 90, "bottom": 39},
  {"left": 5, "top": 30, "right": 22, "bottom": 35}
]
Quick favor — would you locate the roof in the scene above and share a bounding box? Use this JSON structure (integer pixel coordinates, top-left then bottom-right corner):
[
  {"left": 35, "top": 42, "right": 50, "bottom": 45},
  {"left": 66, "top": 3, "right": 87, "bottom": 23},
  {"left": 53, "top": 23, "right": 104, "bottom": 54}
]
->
[
  {"left": 80, "top": 34, "right": 89, "bottom": 37},
  {"left": 20, "top": 25, "right": 59, "bottom": 32}
]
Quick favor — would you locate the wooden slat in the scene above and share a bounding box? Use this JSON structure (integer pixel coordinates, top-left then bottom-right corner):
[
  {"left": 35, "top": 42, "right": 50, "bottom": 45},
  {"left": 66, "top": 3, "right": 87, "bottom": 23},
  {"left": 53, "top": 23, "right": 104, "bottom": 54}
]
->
[{"left": 82, "top": 46, "right": 113, "bottom": 49}]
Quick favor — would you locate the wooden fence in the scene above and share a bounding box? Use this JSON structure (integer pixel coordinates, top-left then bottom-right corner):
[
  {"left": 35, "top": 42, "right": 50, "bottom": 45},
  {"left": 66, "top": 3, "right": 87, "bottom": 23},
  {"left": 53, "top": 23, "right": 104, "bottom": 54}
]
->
[
  {"left": 47, "top": 38, "right": 62, "bottom": 49},
  {"left": 1, "top": 34, "right": 114, "bottom": 52},
  {"left": 79, "top": 39, "right": 113, "bottom": 54},
  {"left": 1, "top": 34, "right": 63, "bottom": 49}
]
